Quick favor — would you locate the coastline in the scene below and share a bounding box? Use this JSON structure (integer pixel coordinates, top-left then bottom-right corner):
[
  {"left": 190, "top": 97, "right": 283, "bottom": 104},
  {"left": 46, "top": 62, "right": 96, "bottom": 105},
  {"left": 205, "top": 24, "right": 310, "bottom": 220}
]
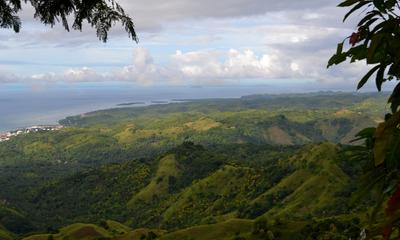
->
[
  {"left": 0, "top": 99, "right": 188, "bottom": 136},
  {"left": 0, "top": 125, "right": 64, "bottom": 142}
]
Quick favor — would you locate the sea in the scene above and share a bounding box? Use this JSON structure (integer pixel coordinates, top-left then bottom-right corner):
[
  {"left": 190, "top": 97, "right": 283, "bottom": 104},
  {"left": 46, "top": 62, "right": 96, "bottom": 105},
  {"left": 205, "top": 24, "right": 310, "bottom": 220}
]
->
[{"left": 0, "top": 84, "right": 290, "bottom": 133}]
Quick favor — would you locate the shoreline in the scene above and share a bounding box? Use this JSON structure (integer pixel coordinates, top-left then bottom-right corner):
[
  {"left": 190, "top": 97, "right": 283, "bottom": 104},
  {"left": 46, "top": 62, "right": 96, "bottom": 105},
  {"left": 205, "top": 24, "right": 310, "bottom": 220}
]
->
[
  {"left": 0, "top": 125, "right": 64, "bottom": 142},
  {"left": 0, "top": 99, "right": 188, "bottom": 135},
  {"left": 1, "top": 91, "right": 383, "bottom": 134}
]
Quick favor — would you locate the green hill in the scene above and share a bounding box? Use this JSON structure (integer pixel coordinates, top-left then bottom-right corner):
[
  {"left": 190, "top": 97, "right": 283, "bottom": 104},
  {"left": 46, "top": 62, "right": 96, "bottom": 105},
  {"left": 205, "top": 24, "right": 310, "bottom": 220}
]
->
[
  {"left": 29, "top": 159, "right": 152, "bottom": 229},
  {"left": 260, "top": 143, "right": 350, "bottom": 218},
  {"left": 0, "top": 92, "right": 383, "bottom": 239},
  {"left": 23, "top": 220, "right": 166, "bottom": 240},
  {"left": 0, "top": 205, "right": 33, "bottom": 234},
  {"left": 22, "top": 221, "right": 133, "bottom": 240},
  {"left": 127, "top": 154, "right": 181, "bottom": 207},
  {"left": 0, "top": 226, "right": 13, "bottom": 240},
  {"left": 11, "top": 142, "right": 367, "bottom": 239},
  {"left": 0, "top": 93, "right": 380, "bottom": 214}
]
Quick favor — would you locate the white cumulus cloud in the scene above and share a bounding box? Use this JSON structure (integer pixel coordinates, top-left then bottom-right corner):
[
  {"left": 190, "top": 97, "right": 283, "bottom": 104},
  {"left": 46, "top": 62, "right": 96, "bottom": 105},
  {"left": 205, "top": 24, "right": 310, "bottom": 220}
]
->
[{"left": 113, "top": 48, "right": 161, "bottom": 85}]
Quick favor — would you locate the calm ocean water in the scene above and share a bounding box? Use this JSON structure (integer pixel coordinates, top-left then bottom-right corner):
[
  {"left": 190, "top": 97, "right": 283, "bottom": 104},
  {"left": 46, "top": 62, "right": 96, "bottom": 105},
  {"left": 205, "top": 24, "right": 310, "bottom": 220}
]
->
[{"left": 0, "top": 84, "right": 282, "bottom": 133}]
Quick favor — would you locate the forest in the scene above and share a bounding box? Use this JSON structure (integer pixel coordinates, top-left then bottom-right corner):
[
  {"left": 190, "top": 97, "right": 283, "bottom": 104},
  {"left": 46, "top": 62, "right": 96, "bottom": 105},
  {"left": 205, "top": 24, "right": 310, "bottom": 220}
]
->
[{"left": 0, "top": 92, "right": 389, "bottom": 240}]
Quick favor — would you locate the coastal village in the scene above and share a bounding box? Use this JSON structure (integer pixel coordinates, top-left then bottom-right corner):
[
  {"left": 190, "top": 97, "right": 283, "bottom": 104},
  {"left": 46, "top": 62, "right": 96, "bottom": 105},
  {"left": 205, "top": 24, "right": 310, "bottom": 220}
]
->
[{"left": 0, "top": 125, "right": 63, "bottom": 142}]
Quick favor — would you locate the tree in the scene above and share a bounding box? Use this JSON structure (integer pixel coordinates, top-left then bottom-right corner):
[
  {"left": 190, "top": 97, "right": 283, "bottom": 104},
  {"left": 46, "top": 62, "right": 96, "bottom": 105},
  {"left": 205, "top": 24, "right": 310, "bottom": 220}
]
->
[
  {"left": 328, "top": 0, "right": 400, "bottom": 238},
  {"left": 0, "top": 0, "right": 137, "bottom": 42}
]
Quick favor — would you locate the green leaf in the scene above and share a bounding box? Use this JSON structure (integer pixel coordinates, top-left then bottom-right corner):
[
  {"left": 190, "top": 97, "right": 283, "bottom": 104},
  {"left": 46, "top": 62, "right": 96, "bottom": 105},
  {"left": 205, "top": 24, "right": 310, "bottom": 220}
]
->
[
  {"left": 373, "top": 0, "right": 387, "bottom": 12},
  {"left": 351, "top": 127, "right": 376, "bottom": 142},
  {"left": 348, "top": 45, "right": 368, "bottom": 61},
  {"left": 357, "top": 64, "right": 381, "bottom": 89},
  {"left": 336, "top": 42, "right": 344, "bottom": 55},
  {"left": 370, "top": 190, "right": 386, "bottom": 224},
  {"left": 389, "top": 83, "right": 400, "bottom": 113},
  {"left": 388, "top": 64, "right": 400, "bottom": 77},
  {"left": 344, "top": 1, "right": 372, "bottom": 21},
  {"left": 327, "top": 53, "right": 348, "bottom": 68},
  {"left": 356, "top": 127, "right": 377, "bottom": 138},
  {"left": 367, "top": 34, "right": 384, "bottom": 64},
  {"left": 373, "top": 112, "right": 400, "bottom": 166},
  {"left": 375, "top": 64, "right": 386, "bottom": 91},
  {"left": 386, "top": 132, "right": 400, "bottom": 169},
  {"left": 351, "top": 169, "right": 386, "bottom": 204},
  {"left": 371, "top": 21, "right": 386, "bottom": 34},
  {"left": 358, "top": 12, "right": 378, "bottom": 27},
  {"left": 339, "top": 0, "right": 364, "bottom": 7},
  {"left": 358, "top": 17, "right": 379, "bottom": 28},
  {"left": 385, "top": 0, "right": 397, "bottom": 9}
]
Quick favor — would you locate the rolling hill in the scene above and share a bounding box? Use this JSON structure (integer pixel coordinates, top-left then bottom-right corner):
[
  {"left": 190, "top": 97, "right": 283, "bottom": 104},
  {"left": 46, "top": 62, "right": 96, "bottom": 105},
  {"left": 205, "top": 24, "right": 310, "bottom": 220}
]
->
[
  {"left": 0, "top": 92, "right": 383, "bottom": 239},
  {"left": 18, "top": 142, "right": 369, "bottom": 240}
]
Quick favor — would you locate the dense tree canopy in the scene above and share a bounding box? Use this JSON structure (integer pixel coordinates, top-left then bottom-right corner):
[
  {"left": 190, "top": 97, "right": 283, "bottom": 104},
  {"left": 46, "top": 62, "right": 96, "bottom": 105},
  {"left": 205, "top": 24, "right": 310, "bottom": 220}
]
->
[
  {"left": 329, "top": 0, "right": 400, "bottom": 238},
  {"left": 0, "top": 0, "right": 137, "bottom": 42}
]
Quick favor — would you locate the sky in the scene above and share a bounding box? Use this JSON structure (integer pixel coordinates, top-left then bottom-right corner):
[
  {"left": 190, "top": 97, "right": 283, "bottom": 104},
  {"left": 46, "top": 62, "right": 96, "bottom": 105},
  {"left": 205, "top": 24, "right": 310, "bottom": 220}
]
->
[{"left": 0, "top": 0, "right": 374, "bottom": 91}]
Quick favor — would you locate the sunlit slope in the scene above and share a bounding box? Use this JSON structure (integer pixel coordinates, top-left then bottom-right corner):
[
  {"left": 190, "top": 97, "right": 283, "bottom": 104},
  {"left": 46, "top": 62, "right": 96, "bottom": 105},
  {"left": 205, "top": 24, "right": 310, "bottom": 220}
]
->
[
  {"left": 20, "top": 142, "right": 366, "bottom": 239},
  {"left": 260, "top": 143, "right": 350, "bottom": 218},
  {"left": 31, "top": 143, "right": 356, "bottom": 230},
  {"left": 0, "top": 92, "right": 383, "bottom": 239},
  {"left": 60, "top": 92, "right": 387, "bottom": 127},
  {"left": 127, "top": 154, "right": 181, "bottom": 206},
  {"left": 0, "top": 205, "right": 33, "bottom": 237},
  {"left": 30, "top": 160, "right": 152, "bottom": 229},
  {"left": 0, "top": 93, "right": 385, "bottom": 169},
  {"left": 159, "top": 219, "right": 254, "bottom": 240},
  {"left": 23, "top": 221, "right": 140, "bottom": 240},
  {"left": 0, "top": 227, "right": 13, "bottom": 240},
  {"left": 146, "top": 143, "right": 355, "bottom": 229}
]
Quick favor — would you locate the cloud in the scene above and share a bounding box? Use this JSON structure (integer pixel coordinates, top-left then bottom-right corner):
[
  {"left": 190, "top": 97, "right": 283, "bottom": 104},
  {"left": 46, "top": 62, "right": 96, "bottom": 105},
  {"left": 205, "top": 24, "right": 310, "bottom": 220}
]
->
[
  {"left": 0, "top": 70, "right": 21, "bottom": 83},
  {"left": 118, "top": 0, "right": 339, "bottom": 32},
  {"left": 0, "top": 0, "right": 367, "bottom": 90},
  {"left": 172, "top": 49, "right": 286, "bottom": 80},
  {"left": 168, "top": 48, "right": 368, "bottom": 86},
  {"left": 23, "top": 49, "right": 286, "bottom": 84},
  {"left": 16, "top": 0, "right": 339, "bottom": 32},
  {"left": 2, "top": 0, "right": 347, "bottom": 46},
  {"left": 63, "top": 67, "right": 105, "bottom": 82},
  {"left": 7, "top": 48, "right": 166, "bottom": 85},
  {"left": 28, "top": 67, "right": 106, "bottom": 83},
  {"left": 0, "top": 44, "right": 368, "bottom": 89},
  {"left": 113, "top": 48, "right": 161, "bottom": 85}
]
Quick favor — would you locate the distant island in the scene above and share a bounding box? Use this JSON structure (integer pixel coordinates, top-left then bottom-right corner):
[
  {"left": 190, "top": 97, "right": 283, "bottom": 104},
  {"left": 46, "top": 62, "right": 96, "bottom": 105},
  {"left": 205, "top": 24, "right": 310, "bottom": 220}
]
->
[
  {"left": 116, "top": 100, "right": 185, "bottom": 106},
  {"left": 116, "top": 102, "right": 146, "bottom": 106},
  {"left": 151, "top": 100, "right": 169, "bottom": 104}
]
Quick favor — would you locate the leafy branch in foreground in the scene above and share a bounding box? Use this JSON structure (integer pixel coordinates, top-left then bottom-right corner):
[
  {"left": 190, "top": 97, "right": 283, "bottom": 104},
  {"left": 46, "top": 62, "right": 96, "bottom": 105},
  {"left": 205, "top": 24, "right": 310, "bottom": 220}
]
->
[
  {"left": 0, "top": 0, "right": 137, "bottom": 42},
  {"left": 329, "top": 0, "right": 400, "bottom": 238}
]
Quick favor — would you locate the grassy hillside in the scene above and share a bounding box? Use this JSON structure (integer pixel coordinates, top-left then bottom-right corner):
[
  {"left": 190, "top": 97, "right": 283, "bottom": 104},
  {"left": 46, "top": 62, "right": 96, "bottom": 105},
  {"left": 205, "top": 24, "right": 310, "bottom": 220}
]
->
[
  {"left": 60, "top": 92, "right": 387, "bottom": 127},
  {"left": 0, "top": 205, "right": 33, "bottom": 237},
  {"left": 9, "top": 142, "right": 368, "bottom": 239},
  {"left": 0, "top": 92, "right": 383, "bottom": 239},
  {"left": 54, "top": 92, "right": 386, "bottom": 154},
  {"left": 0, "top": 224, "right": 14, "bottom": 240},
  {"left": 0, "top": 93, "right": 384, "bottom": 170},
  {"left": 128, "top": 154, "right": 181, "bottom": 207},
  {"left": 25, "top": 215, "right": 362, "bottom": 240},
  {"left": 22, "top": 221, "right": 133, "bottom": 240},
  {"left": 28, "top": 159, "right": 152, "bottom": 229},
  {"left": 261, "top": 144, "right": 350, "bottom": 218}
]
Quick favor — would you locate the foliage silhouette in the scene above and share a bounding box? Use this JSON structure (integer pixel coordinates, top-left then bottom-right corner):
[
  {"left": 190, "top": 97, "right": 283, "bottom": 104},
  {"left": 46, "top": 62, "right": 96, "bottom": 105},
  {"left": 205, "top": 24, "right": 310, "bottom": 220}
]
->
[
  {"left": 329, "top": 0, "right": 400, "bottom": 238},
  {"left": 0, "top": 0, "right": 137, "bottom": 42}
]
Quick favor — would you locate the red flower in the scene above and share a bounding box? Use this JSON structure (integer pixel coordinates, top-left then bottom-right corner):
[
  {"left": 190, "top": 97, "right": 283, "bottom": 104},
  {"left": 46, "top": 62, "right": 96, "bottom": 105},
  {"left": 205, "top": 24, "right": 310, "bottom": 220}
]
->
[
  {"left": 382, "top": 187, "right": 400, "bottom": 239},
  {"left": 349, "top": 32, "right": 360, "bottom": 46},
  {"left": 385, "top": 187, "right": 400, "bottom": 216},
  {"left": 383, "top": 225, "right": 393, "bottom": 240}
]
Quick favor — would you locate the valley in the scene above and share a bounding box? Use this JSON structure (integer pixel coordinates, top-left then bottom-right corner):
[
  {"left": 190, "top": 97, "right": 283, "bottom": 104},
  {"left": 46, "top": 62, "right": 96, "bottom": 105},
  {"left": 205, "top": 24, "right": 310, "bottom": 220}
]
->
[{"left": 0, "top": 92, "right": 388, "bottom": 239}]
